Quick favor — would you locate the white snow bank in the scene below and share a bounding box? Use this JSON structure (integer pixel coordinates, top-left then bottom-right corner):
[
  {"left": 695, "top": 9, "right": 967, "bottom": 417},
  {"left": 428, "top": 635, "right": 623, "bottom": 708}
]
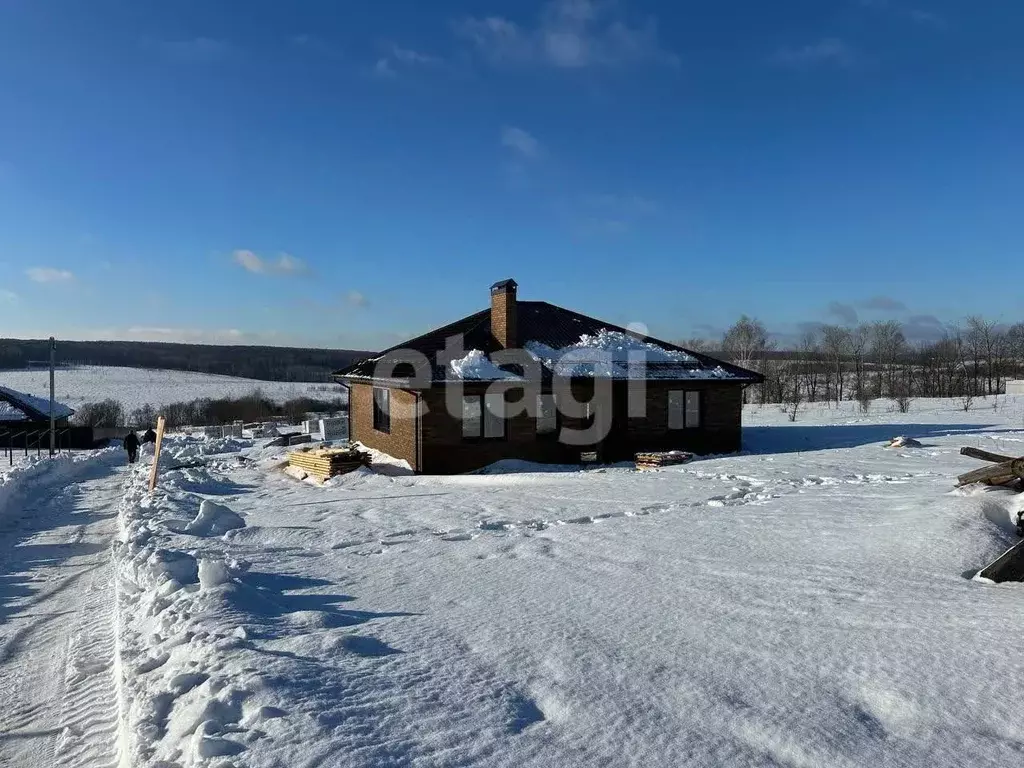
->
[
  {"left": 186, "top": 500, "right": 246, "bottom": 536},
  {"left": 0, "top": 451, "right": 107, "bottom": 523},
  {"left": 447, "top": 349, "right": 522, "bottom": 380},
  {"left": 526, "top": 329, "right": 734, "bottom": 379}
]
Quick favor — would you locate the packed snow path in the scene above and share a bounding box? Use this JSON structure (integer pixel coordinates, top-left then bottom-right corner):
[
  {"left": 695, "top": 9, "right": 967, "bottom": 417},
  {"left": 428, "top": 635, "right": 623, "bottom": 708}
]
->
[{"left": 0, "top": 454, "right": 122, "bottom": 768}]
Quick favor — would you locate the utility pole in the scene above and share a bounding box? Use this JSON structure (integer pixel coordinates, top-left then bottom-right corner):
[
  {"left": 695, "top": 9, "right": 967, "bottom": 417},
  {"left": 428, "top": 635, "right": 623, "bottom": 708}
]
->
[{"left": 49, "top": 336, "right": 56, "bottom": 457}]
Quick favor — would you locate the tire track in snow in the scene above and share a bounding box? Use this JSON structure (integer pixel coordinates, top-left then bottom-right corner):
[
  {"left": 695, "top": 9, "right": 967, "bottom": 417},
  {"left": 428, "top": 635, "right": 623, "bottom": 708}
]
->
[{"left": 0, "top": 456, "right": 124, "bottom": 768}]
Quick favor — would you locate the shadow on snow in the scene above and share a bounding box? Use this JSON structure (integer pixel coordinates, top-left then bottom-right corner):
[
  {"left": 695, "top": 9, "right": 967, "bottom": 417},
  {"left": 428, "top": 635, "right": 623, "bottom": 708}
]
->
[{"left": 743, "top": 422, "right": 1006, "bottom": 455}]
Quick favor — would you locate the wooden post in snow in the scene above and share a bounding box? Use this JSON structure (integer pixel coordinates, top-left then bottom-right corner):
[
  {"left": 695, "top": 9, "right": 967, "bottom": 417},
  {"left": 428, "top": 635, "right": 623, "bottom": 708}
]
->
[{"left": 148, "top": 416, "right": 166, "bottom": 493}]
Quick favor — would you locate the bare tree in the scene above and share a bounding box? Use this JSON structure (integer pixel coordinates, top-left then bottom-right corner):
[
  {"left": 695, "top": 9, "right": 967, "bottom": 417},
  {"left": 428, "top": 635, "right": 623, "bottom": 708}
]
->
[
  {"left": 723, "top": 316, "right": 769, "bottom": 403},
  {"left": 798, "top": 329, "right": 822, "bottom": 403},
  {"left": 821, "top": 325, "right": 850, "bottom": 405}
]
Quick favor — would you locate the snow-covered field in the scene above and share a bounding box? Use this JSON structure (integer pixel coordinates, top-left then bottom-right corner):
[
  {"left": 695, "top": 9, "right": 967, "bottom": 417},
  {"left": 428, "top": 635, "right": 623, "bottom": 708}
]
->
[
  {"left": 0, "top": 366, "right": 343, "bottom": 414},
  {"left": 4, "top": 396, "right": 1024, "bottom": 767}
]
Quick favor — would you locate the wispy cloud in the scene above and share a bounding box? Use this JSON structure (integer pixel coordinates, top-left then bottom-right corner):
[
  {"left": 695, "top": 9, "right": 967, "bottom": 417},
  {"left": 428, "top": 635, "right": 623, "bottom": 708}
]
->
[
  {"left": 501, "top": 126, "right": 542, "bottom": 159},
  {"left": 345, "top": 290, "right": 369, "bottom": 308},
  {"left": 772, "top": 38, "right": 858, "bottom": 69},
  {"left": 232, "top": 250, "right": 308, "bottom": 276},
  {"left": 25, "top": 267, "right": 74, "bottom": 283},
  {"left": 826, "top": 301, "right": 859, "bottom": 324},
  {"left": 454, "top": 0, "right": 678, "bottom": 70},
  {"left": 372, "top": 43, "right": 441, "bottom": 78},
  {"left": 907, "top": 9, "right": 947, "bottom": 28},
  {"left": 0, "top": 289, "right": 17, "bottom": 303},
  {"left": 156, "top": 37, "right": 232, "bottom": 63},
  {"left": 572, "top": 192, "right": 661, "bottom": 235},
  {"left": 860, "top": 295, "right": 907, "bottom": 312}
]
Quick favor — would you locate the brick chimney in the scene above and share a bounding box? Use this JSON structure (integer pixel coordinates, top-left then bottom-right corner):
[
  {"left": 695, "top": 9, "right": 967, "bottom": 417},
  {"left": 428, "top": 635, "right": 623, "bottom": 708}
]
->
[{"left": 490, "top": 278, "right": 518, "bottom": 349}]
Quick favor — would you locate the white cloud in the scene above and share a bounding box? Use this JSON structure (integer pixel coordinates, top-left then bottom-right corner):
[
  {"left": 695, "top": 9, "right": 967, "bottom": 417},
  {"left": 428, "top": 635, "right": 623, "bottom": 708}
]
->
[
  {"left": 772, "top": 38, "right": 858, "bottom": 69},
  {"left": 25, "top": 267, "right": 74, "bottom": 283},
  {"left": 232, "top": 250, "right": 308, "bottom": 276},
  {"left": 0, "top": 289, "right": 17, "bottom": 303},
  {"left": 373, "top": 44, "right": 440, "bottom": 78},
  {"left": 501, "top": 126, "right": 542, "bottom": 159},
  {"left": 454, "top": 0, "right": 678, "bottom": 70},
  {"left": 346, "top": 290, "right": 369, "bottom": 308}
]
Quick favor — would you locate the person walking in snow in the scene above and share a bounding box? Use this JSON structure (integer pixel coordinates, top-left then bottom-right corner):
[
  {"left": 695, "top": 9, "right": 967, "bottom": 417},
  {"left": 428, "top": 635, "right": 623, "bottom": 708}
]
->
[
  {"left": 142, "top": 427, "right": 157, "bottom": 444},
  {"left": 124, "top": 431, "right": 140, "bottom": 464}
]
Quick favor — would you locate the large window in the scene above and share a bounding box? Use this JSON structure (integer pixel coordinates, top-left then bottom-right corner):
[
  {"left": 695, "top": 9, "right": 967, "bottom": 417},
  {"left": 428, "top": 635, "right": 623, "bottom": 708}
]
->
[
  {"left": 669, "top": 390, "right": 701, "bottom": 429},
  {"left": 537, "top": 394, "right": 557, "bottom": 435},
  {"left": 462, "top": 393, "right": 505, "bottom": 439},
  {"left": 373, "top": 387, "right": 391, "bottom": 433}
]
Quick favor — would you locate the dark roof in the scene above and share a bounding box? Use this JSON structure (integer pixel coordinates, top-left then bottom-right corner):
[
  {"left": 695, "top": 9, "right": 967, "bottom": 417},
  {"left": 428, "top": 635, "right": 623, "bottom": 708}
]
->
[
  {"left": 490, "top": 278, "right": 518, "bottom": 292},
  {"left": 335, "top": 300, "right": 763, "bottom": 384},
  {"left": 0, "top": 386, "right": 75, "bottom": 422}
]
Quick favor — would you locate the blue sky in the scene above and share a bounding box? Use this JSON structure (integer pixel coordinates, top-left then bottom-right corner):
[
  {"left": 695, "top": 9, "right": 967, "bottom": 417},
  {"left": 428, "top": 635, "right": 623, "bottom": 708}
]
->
[{"left": 0, "top": 0, "right": 1020, "bottom": 350}]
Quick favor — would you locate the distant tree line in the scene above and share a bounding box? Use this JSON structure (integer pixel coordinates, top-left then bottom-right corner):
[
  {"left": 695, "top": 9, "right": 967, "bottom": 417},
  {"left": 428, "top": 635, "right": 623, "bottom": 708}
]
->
[
  {"left": 689, "top": 315, "right": 1024, "bottom": 417},
  {"left": 0, "top": 339, "right": 373, "bottom": 382},
  {"left": 73, "top": 391, "right": 345, "bottom": 430}
]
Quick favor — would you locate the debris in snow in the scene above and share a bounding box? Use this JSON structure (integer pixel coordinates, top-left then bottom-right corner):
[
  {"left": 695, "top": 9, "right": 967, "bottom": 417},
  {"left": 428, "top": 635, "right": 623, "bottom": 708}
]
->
[
  {"left": 956, "top": 446, "right": 1024, "bottom": 488},
  {"left": 186, "top": 499, "right": 246, "bottom": 536},
  {"left": 886, "top": 436, "right": 923, "bottom": 448}
]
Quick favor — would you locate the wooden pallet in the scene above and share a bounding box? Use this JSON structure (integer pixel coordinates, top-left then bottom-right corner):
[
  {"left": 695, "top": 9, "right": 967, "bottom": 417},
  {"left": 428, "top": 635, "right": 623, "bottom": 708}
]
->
[
  {"left": 287, "top": 447, "right": 370, "bottom": 481},
  {"left": 635, "top": 450, "right": 693, "bottom": 470}
]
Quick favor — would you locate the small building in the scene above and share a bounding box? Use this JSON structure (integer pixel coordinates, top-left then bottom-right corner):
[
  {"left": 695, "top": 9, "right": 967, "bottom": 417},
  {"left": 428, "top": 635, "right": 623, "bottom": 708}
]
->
[
  {"left": 334, "top": 280, "right": 762, "bottom": 474},
  {"left": 0, "top": 385, "right": 74, "bottom": 427},
  {"left": 1006, "top": 381, "right": 1024, "bottom": 395}
]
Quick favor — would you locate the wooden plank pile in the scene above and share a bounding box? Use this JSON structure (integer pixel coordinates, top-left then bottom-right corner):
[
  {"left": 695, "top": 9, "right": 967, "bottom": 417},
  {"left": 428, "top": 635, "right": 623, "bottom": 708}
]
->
[
  {"left": 635, "top": 450, "right": 694, "bottom": 470},
  {"left": 287, "top": 446, "right": 371, "bottom": 482},
  {"left": 956, "top": 446, "right": 1024, "bottom": 488}
]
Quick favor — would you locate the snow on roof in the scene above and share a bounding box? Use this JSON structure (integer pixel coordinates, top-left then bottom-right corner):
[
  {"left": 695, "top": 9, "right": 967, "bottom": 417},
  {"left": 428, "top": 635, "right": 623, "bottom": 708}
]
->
[
  {"left": 0, "top": 401, "right": 28, "bottom": 422},
  {"left": 0, "top": 385, "right": 75, "bottom": 421},
  {"left": 526, "top": 330, "right": 736, "bottom": 380},
  {"left": 447, "top": 350, "right": 523, "bottom": 381}
]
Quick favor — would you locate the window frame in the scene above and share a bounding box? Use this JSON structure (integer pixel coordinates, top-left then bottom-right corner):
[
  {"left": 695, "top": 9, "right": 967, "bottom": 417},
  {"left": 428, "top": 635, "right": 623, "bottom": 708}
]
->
[
  {"left": 461, "top": 392, "right": 507, "bottom": 441},
  {"left": 668, "top": 389, "right": 702, "bottom": 430},
  {"left": 536, "top": 393, "right": 558, "bottom": 437},
  {"left": 372, "top": 386, "right": 391, "bottom": 434}
]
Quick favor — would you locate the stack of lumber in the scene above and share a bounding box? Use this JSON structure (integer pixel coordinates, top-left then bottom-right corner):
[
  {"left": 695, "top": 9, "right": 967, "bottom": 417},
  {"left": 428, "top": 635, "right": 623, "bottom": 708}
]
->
[
  {"left": 956, "top": 446, "right": 1024, "bottom": 488},
  {"left": 635, "top": 450, "right": 694, "bottom": 470},
  {"left": 287, "top": 446, "right": 371, "bottom": 481}
]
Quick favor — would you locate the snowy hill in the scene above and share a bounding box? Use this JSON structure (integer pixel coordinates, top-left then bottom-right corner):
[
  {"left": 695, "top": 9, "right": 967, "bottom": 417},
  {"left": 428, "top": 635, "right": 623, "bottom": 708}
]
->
[{"left": 0, "top": 366, "right": 343, "bottom": 414}]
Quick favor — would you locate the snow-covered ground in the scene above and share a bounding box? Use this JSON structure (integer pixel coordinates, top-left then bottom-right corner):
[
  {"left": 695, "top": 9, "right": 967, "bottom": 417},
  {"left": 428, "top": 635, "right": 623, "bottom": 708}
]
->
[
  {"left": 0, "top": 366, "right": 343, "bottom": 414},
  {"left": 4, "top": 397, "right": 1024, "bottom": 766},
  {"left": 0, "top": 450, "right": 125, "bottom": 768},
  {"left": 105, "top": 396, "right": 1024, "bottom": 767}
]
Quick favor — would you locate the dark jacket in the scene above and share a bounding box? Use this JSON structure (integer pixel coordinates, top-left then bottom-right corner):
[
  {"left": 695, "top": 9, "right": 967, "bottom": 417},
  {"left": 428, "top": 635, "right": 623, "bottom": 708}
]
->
[
  {"left": 142, "top": 429, "right": 157, "bottom": 444},
  {"left": 124, "top": 432, "right": 140, "bottom": 451}
]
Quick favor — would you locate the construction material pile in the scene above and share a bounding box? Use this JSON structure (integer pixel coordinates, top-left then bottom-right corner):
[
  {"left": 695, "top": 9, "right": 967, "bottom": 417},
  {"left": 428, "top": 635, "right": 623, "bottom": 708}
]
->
[
  {"left": 956, "top": 446, "right": 1024, "bottom": 488},
  {"left": 635, "top": 450, "right": 693, "bottom": 470},
  {"left": 287, "top": 446, "right": 371, "bottom": 482}
]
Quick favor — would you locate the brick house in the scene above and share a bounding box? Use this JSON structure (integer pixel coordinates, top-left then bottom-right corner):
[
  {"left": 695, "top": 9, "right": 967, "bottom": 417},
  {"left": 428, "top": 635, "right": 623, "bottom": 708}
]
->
[{"left": 334, "top": 280, "right": 762, "bottom": 474}]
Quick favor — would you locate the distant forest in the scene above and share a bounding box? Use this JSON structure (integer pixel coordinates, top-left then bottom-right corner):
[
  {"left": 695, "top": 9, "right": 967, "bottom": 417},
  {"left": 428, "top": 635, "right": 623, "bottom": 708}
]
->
[{"left": 0, "top": 339, "right": 374, "bottom": 382}]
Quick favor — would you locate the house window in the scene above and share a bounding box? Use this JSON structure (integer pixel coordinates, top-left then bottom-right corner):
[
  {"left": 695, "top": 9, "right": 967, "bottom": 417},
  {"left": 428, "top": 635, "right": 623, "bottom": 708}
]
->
[
  {"left": 373, "top": 387, "right": 391, "bottom": 433},
  {"left": 462, "top": 393, "right": 506, "bottom": 439},
  {"left": 669, "top": 390, "right": 701, "bottom": 429},
  {"left": 462, "top": 396, "right": 482, "bottom": 437},
  {"left": 537, "top": 394, "right": 557, "bottom": 435}
]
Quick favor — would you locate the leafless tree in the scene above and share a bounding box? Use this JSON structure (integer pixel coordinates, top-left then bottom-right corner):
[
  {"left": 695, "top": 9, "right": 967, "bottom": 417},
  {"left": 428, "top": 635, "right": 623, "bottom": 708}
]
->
[{"left": 820, "top": 325, "right": 850, "bottom": 405}]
